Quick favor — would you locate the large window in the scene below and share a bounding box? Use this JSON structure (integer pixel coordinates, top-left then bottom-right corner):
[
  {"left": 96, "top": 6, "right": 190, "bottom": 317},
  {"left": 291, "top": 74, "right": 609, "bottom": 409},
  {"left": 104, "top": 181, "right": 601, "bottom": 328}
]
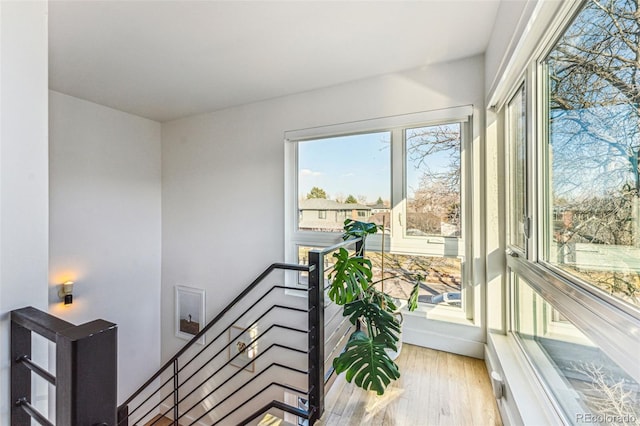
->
[
  {"left": 286, "top": 108, "right": 471, "bottom": 310},
  {"left": 543, "top": 0, "right": 640, "bottom": 308},
  {"left": 405, "top": 123, "right": 461, "bottom": 238},
  {"left": 513, "top": 275, "right": 640, "bottom": 424},
  {"left": 297, "top": 132, "right": 390, "bottom": 233},
  {"left": 502, "top": 0, "right": 640, "bottom": 423}
]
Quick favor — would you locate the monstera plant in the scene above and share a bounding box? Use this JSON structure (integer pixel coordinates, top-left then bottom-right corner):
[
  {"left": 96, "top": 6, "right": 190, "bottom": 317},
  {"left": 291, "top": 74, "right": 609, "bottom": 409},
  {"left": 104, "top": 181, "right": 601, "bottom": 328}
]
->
[{"left": 329, "top": 219, "right": 420, "bottom": 395}]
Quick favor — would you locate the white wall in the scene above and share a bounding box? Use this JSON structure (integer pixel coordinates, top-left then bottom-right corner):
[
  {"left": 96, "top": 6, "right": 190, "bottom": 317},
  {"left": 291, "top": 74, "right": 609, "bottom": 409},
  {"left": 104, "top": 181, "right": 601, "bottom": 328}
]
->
[
  {"left": 48, "top": 91, "right": 162, "bottom": 403},
  {"left": 484, "top": 0, "right": 537, "bottom": 101},
  {"left": 161, "top": 54, "right": 486, "bottom": 359},
  {"left": 482, "top": 1, "right": 570, "bottom": 424},
  {"left": 0, "top": 1, "right": 49, "bottom": 422}
]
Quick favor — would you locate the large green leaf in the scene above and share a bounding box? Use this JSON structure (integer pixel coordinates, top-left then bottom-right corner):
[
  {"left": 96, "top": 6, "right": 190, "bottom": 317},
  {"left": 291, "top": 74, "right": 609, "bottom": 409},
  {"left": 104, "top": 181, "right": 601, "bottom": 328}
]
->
[
  {"left": 343, "top": 299, "right": 400, "bottom": 346},
  {"left": 332, "top": 331, "right": 400, "bottom": 395},
  {"left": 342, "top": 219, "right": 379, "bottom": 241},
  {"left": 328, "top": 248, "right": 372, "bottom": 305}
]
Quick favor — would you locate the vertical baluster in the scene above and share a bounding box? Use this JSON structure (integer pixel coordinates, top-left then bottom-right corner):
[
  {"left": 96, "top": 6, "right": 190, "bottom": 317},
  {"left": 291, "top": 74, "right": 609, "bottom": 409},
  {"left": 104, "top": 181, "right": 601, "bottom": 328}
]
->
[
  {"left": 11, "top": 320, "right": 32, "bottom": 426},
  {"left": 308, "top": 249, "right": 324, "bottom": 423},
  {"left": 173, "top": 358, "right": 179, "bottom": 425}
]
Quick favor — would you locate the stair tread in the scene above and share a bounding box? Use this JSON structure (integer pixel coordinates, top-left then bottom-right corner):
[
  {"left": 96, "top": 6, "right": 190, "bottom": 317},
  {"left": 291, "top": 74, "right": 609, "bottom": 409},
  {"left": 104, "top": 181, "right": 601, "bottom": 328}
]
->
[
  {"left": 258, "top": 413, "right": 296, "bottom": 426},
  {"left": 144, "top": 415, "right": 182, "bottom": 426}
]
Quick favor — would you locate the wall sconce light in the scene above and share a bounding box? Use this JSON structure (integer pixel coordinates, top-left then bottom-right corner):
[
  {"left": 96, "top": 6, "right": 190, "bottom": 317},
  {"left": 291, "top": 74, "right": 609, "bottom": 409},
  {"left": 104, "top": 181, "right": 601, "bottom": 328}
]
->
[{"left": 59, "top": 280, "right": 74, "bottom": 305}]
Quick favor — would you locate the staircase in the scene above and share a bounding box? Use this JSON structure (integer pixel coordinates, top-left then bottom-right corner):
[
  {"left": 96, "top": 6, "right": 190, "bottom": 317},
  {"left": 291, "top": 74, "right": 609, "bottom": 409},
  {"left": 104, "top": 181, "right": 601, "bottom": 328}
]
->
[
  {"left": 10, "top": 307, "right": 118, "bottom": 425},
  {"left": 257, "top": 413, "right": 295, "bottom": 425},
  {"left": 8, "top": 238, "right": 360, "bottom": 425},
  {"left": 117, "top": 237, "right": 361, "bottom": 425}
]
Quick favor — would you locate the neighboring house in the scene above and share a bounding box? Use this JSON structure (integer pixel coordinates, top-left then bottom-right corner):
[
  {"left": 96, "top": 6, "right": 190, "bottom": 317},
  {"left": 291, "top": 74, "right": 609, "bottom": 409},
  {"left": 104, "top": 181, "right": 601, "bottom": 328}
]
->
[
  {"left": 368, "top": 202, "right": 390, "bottom": 215},
  {"left": 365, "top": 202, "right": 391, "bottom": 231},
  {"left": 299, "top": 199, "right": 371, "bottom": 231}
]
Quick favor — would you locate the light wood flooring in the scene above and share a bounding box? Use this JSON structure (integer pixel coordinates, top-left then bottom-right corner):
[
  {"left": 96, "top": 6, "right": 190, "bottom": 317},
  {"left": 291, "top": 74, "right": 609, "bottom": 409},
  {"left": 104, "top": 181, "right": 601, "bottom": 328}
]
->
[
  {"left": 144, "top": 344, "right": 501, "bottom": 426},
  {"left": 145, "top": 414, "right": 180, "bottom": 426},
  {"left": 319, "top": 344, "right": 503, "bottom": 426}
]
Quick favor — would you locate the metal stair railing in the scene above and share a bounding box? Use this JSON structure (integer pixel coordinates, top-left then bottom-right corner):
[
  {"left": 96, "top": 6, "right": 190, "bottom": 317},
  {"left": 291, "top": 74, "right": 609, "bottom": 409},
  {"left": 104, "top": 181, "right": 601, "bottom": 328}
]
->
[
  {"left": 118, "top": 238, "right": 362, "bottom": 426},
  {"left": 117, "top": 263, "right": 311, "bottom": 425},
  {"left": 10, "top": 306, "right": 117, "bottom": 426}
]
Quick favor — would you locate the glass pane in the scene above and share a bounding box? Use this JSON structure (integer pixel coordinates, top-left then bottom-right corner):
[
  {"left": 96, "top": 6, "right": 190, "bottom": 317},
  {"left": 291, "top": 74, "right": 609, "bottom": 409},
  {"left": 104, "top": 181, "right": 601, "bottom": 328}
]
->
[
  {"left": 367, "top": 251, "right": 462, "bottom": 306},
  {"left": 405, "top": 123, "right": 461, "bottom": 237},
  {"left": 297, "top": 245, "right": 334, "bottom": 287},
  {"left": 514, "top": 275, "right": 640, "bottom": 424},
  {"left": 544, "top": 0, "right": 640, "bottom": 307},
  {"left": 298, "top": 132, "right": 391, "bottom": 232},
  {"left": 508, "top": 85, "right": 526, "bottom": 249}
]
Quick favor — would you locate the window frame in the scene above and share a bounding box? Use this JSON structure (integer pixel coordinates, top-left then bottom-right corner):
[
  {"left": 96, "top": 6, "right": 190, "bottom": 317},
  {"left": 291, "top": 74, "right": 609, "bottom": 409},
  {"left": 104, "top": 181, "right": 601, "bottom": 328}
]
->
[
  {"left": 284, "top": 107, "right": 474, "bottom": 316},
  {"left": 392, "top": 119, "right": 470, "bottom": 257},
  {"left": 508, "top": 272, "right": 619, "bottom": 425},
  {"left": 535, "top": 33, "right": 640, "bottom": 320},
  {"left": 499, "top": 0, "right": 640, "bottom": 399},
  {"left": 505, "top": 83, "right": 529, "bottom": 256}
]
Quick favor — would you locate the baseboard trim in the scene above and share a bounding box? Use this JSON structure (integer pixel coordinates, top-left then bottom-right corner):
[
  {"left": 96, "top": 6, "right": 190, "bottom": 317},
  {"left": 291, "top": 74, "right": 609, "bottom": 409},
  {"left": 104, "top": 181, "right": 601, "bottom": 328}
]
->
[{"left": 402, "top": 323, "right": 485, "bottom": 359}]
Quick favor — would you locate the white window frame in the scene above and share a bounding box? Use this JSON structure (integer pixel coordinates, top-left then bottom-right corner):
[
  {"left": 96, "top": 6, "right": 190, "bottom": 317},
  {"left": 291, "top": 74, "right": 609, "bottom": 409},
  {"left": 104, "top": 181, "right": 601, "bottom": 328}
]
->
[
  {"left": 505, "top": 83, "right": 528, "bottom": 256},
  {"left": 284, "top": 107, "right": 474, "bottom": 317},
  {"left": 391, "top": 118, "right": 471, "bottom": 259},
  {"left": 497, "top": 0, "right": 640, "bottom": 418}
]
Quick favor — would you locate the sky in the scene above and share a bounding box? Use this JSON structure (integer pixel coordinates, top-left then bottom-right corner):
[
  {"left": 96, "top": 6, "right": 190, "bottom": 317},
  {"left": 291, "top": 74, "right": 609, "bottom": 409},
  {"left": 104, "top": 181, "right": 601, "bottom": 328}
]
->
[
  {"left": 298, "top": 132, "right": 391, "bottom": 202},
  {"left": 298, "top": 128, "right": 459, "bottom": 203}
]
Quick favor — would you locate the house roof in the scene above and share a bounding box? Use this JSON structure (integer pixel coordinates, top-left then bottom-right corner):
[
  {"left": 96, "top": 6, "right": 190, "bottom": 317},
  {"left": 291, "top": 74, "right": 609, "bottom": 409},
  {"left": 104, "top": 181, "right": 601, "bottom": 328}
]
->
[
  {"left": 299, "top": 199, "right": 371, "bottom": 211},
  {"left": 368, "top": 202, "right": 390, "bottom": 210}
]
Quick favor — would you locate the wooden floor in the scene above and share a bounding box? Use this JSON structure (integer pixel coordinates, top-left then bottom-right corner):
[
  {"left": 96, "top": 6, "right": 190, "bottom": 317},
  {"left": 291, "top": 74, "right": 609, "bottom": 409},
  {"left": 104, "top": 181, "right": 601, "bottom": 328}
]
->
[
  {"left": 319, "top": 344, "right": 502, "bottom": 426},
  {"left": 145, "top": 414, "right": 180, "bottom": 426},
  {"left": 144, "top": 345, "right": 501, "bottom": 426}
]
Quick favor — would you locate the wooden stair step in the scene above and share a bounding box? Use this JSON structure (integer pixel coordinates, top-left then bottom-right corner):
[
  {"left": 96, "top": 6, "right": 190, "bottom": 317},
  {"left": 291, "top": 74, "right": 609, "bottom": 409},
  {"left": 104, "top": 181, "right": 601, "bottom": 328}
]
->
[
  {"left": 258, "top": 413, "right": 296, "bottom": 425},
  {"left": 144, "top": 414, "right": 182, "bottom": 426}
]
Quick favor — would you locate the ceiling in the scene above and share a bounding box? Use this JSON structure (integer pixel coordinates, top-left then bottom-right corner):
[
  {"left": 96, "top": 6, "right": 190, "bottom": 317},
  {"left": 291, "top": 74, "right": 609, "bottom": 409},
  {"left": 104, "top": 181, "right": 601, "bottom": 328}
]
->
[{"left": 48, "top": 1, "right": 503, "bottom": 122}]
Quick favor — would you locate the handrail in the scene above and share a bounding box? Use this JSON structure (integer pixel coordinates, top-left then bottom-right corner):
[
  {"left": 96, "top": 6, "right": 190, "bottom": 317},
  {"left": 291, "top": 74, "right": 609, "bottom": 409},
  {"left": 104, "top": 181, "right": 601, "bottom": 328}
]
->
[
  {"left": 124, "top": 302, "right": 308, "bottom": 421},
  {"left": 132, "top": 323, "right": 309, "bottom": 423},
  {"left": 177, "top": 343, "right": 308, "bottom": 420},
  {"left": 314, "top": 236, "right": 362, "bottom": 257},
  {"left": 177, "top": 286, "right": 308, "bottom": 375},
  {"left": 11, "top": 307, "right": 74, "bottom": 341},
  {"left": 13, "top": 246, "right": 363, "bottom": 426},
  {"left": 187, "top": 365, "right": 309, "bottom": 424},
  {"left": 119, "top": 262, "right": 308, "bottom": 408},
  {"left": 307, "top": 236, "right": 362, "bottom": 424},
  {"left": 177, "top": 323, "right": 308, "bottom": 407},
  {"left": 120, "top": 249, "right": 359, "bottom": 425},
  {"left": 11, "top": 306, "right": 117, "bottom": 426}
]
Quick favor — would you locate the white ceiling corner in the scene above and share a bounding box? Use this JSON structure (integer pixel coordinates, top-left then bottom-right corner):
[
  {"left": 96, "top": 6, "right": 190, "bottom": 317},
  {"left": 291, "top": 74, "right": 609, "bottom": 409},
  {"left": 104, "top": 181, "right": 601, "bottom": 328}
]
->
[{"left": 48, "top": 0, "right": 503, "bottom": 122}]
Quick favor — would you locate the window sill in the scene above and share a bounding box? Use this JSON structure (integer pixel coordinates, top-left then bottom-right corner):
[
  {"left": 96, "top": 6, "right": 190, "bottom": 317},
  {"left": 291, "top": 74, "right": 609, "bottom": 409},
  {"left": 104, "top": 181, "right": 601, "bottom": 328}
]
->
[
  {"left": 402, "top": 303, "right": 483, "bottom": 358},
  {"left": 486, "top": 332, "right": 561, "bottom": 426},
  {"left": 404, "top": 303, "right": 473, "bottom": 326}
]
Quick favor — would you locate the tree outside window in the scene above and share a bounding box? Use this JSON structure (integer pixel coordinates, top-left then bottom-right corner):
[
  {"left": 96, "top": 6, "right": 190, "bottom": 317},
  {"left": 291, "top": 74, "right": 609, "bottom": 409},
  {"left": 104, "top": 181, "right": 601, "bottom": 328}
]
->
[{"left": 545, "top": 0, "right": 639, "bottom": 307}]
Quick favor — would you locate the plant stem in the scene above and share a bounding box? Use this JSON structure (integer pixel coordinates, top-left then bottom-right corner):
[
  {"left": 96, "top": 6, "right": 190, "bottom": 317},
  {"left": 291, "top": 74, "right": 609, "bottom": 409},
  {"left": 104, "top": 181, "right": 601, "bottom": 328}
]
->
[{"left": 381, "top": 215, "right": 386, "bottom": 293}]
